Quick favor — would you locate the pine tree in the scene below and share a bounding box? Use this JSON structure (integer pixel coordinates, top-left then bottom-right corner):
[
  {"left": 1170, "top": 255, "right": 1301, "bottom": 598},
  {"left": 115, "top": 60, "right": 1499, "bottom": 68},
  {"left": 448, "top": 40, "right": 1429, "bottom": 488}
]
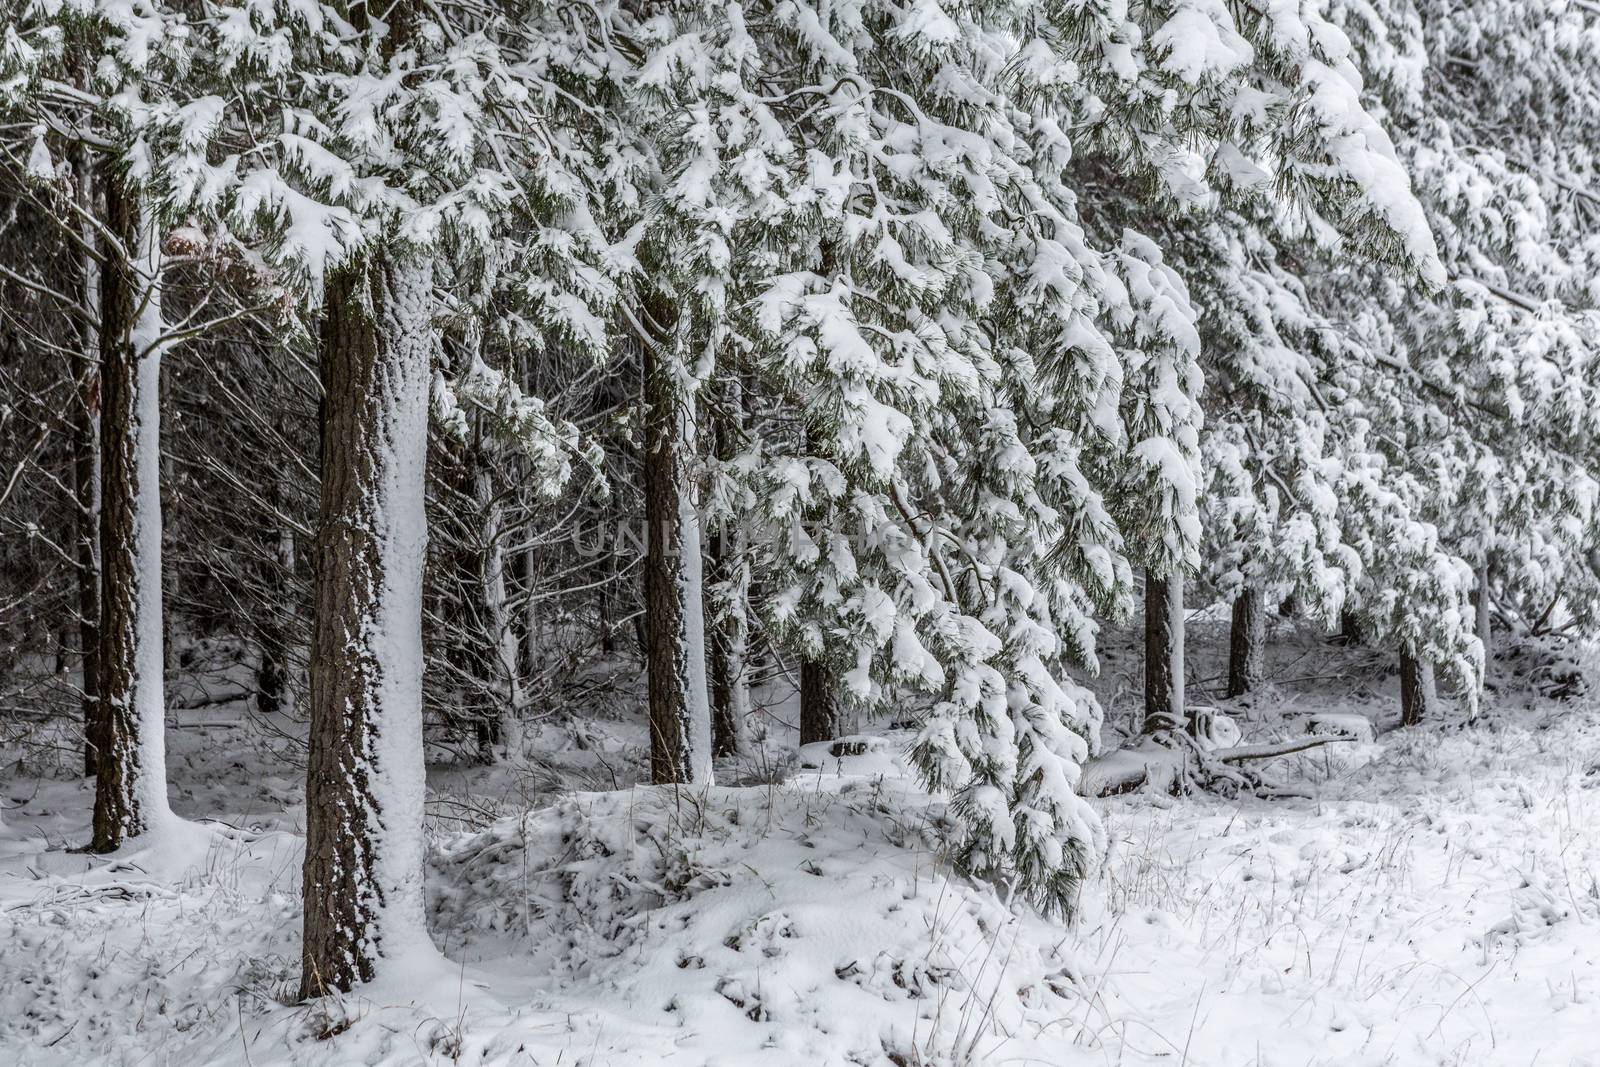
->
[
  {"left": 3, "top": 0, "right": 195, "bottom": 848},
  {"left": 91, "top": 170, "right": 173, "bottom": 850}
]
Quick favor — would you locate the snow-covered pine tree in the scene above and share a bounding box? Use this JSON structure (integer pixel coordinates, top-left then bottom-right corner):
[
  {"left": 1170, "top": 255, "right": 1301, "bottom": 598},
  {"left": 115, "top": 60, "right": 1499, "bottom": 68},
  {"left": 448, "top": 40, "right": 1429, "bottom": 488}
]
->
[
  {"left": 1068, "top": 2, "right": 1502, "bottom": 719},
  {"left": 1352, "top": 0, "right": 1600, "bottom": 660},
  {"left": 3, "top": 0, "right": 193, "bottom": 849},
  {"left": 92, "top": 168, "right": 174, "bottom": 851},
  {"left": 1238, "top": 0, "right": 1600, "bottom": 715},
  {"left": 172, "top": 0, "right": 612, "bottom": 993},
  {"left": 591, "top": 0, "right": 1452, "bottom": 909}
]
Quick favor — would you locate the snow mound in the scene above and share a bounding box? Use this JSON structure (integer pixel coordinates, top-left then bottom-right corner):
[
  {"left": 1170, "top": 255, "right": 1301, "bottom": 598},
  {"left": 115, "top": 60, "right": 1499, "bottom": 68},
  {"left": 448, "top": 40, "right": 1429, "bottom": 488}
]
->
[{"left": 421, "top": 773, "right": 1089, "bottom": 1065}]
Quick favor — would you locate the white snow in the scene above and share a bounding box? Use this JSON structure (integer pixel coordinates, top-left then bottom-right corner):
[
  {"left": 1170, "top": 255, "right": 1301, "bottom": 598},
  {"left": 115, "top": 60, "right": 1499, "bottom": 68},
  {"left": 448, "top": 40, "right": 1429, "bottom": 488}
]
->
[
  {"left": 127, "top": 204, "right": 175, "bottom": 839},
  {"left": 5, "top": 625, "right": 1600, "bottom": 1066},
  {"left": 360, "top": 256, "right": 436, "bottom": 970}
]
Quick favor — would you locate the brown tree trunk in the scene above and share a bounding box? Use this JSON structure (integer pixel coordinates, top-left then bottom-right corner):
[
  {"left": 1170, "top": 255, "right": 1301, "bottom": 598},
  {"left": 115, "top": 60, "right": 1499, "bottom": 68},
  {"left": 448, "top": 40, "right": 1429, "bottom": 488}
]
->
[
  {"left": 1226, "top": 584, "right": 1265, "bottom": 698},
  {"left": 705, "top": 375, "right": 747, "bottom": 759},
  {"left": 75, "top": 152, "right": 104, "bottom": 777},
  {"left": 1399, "top": 649, "right": 1435, "bottom": 726},
  {"left": 91, "top": 176, "right": 169, "bottom": 851},
  {"left": 642, "top": 301, "right": 711, "bottom": 785},
  {"left": 800, "top": 658, "right": 846, "bottom": 745},
  {"left": 255, "top": 476, "right": 296, "bottom": 717},
  {"left": 1475, "top": 556, "right": 1492, "bottom": 656},
  {"left": 160, "top": 368, "right": 178, "bottom": 677},
  {"left": 300, "top": 250, "right": 434, "bottom": 998},
  {"left": 1143, "top": 571, "right": 1184, "bottom": 732}
]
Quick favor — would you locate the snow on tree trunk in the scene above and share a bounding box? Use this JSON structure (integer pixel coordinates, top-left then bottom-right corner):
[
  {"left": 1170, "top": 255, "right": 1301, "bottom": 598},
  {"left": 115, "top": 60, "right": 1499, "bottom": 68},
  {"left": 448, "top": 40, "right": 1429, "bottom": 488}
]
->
[
  {"left": 643, "top": 319, "right": 712, "bottom": 786},
  {"left": 300, "top": 250, "right": 433, "bottom": 998},
  {"left": 1399, "top": 649, "right": 1436, "bottom": 727},
  {"left": 1226, "top": 584, "right": 1265, "bottom": 699},
  {"left": 475, "top": 459, "right": 523, "bottom": 760},
  {"left": 75, "top": 149, "right": 103, "bottom": 779},
  {"left": 1143, "top": 571, "right": 1185, "bottom": 732},
  {"left": 91, "top": 179, "right": 171, "bottom": 852}
]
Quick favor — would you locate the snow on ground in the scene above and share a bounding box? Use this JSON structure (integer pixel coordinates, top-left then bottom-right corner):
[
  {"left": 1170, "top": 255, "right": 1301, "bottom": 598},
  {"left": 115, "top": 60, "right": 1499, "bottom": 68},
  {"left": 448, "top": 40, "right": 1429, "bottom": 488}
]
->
[{"left": 3, "top": 626, "right": 1599, "bottom": 1065}]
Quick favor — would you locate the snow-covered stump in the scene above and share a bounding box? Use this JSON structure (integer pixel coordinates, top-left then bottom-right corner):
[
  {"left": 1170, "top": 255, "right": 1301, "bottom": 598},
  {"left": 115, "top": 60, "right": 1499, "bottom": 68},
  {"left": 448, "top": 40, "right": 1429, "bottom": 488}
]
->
[
  {"left": 1143, "top": 571, "right": 1185, "bottom": 732},
  {"left": 1399, "top": 649, "right": 1437, "bottom": 726},
  {"left": 1226, "top": 584, "right": 1266, "bottom": 698},
  {"left": 301, "top": 252, "right": 433, "bottom": 998},
  {"left": 641, "top": 309, "right": 712, "bottom": 786},
  {"left": 91, "top": 180, "right": 172, "bottom": 852}
]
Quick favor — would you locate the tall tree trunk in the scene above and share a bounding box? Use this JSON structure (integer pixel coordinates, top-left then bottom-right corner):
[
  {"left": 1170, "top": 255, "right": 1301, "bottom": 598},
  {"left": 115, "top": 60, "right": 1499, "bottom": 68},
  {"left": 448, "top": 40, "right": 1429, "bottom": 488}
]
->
[
  {"left": 642, "top": 309, "right": 712, "bottom": 785},
  {"left": 474, "top": 447, "right": 521, "bottom": 761},
  {"left": 300, "top": 250, "right": 433, "bottom": 998},
  {"left": 1143, "top": 571, "right": 1184, "bottom": 732},
  {"left": 705, "top": 375, "right": 748, "bottom": 759},
  {"left": 160, "top": 368, "right": 179, "bottom": 676},
  {"left": 1475, "top": 556, "right": 1492, "bottom": 656},
  {"left": 75, "top": 151, "right": 104, "bottom": 777},
  {"left": 1399, "top": 648, "right": 1436, "bottom": 727},
  {"left": 256, "top": 475, "right": 296, "bottom": 717},
  {"left": 706, "top": 530, "right": 749, "bottom": 758},
  {"left": 799, "top": 659, "right": 846, "bottom": 745},
  {"left": 1226, "top": 584, "right": 1265, "bottom": 698},
  {"left": 91, "top": 178, "right": 170, "bottom": 851}
]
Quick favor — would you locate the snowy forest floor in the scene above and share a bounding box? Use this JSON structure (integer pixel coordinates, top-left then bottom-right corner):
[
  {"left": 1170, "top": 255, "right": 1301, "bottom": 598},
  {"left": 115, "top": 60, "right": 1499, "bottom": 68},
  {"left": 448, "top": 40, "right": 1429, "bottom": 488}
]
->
[{"left": 3, "top": 619, "right": 1600, "bottom": 1066}]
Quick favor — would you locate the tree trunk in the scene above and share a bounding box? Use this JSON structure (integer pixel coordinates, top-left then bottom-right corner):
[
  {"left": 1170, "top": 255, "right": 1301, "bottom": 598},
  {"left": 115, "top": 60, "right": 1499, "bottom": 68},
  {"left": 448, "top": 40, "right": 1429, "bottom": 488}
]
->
[
  {"left": 160, "top": 368, "right": 179, "bottom": 677},
  {"left": 255, "top": 476, "right": 296, "bottom": 717},
  {"left": 300, "top": 250, "right": 433, "bottom": 998},
  {"left": 1143, "top": 571, "right": 1184, "bottom": 732},
  {"left": 800, "top": 659, "right": 846, "bottom": 745},
  {"left": 1475, "top": 556, "right": 1492, "bottom": 656},
  {"left": 475, "top": 450, "right": 522, "bottom": 761},
  {"left": 1226, "top": 584, "right": 1265, "bottom": 698},
  {"left": 90, "top": 178, "right": 170, "bottom": 851},
  {"left": 1399, "top": 649, "right": 1436, "bottom": 727},
  {"left": 706, "top": 535, "right": 749, "bottom": 758},
  {"left": 75, "top": 152, "right": 104, "bottom": 777},
  {"left": 705, "top": 375, "right": 748, "bottom": 759},
  {"left": 642, "top": 308, "right": 712, "bottom": 785}
]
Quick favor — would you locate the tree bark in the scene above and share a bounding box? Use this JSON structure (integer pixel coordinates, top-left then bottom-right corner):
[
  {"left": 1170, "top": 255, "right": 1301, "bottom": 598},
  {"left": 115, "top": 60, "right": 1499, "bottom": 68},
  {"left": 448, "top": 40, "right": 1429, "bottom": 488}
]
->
[
  {"left": 1143, "top": 571, "right": 1184, "bottom": 732},
  {"left": 474, "top": 446, "right": 521, "bottom": 761},
  {"left": 90, "top": 178, "right": 170, "bottom": 852},
  {"left": 255, "top": 475, "right": 296, "bottom": 717},
  {"left": 1399, "top": 649, "right": 1436, "bottom": 727},
  {"left": 1226, "top": 584, "right": 1265, "bottom": 698},
  {"left": 75, "top": 151, "right": 104, "bottom": 777},
  {"left": 705, "top": 375, "right": 748, "bottom": 759},
  {"left": 300, "top": 250, "right": 433, "bottom": 998},
  {"left": 800, "top": 658, "right": 846, "bottom": 745},
  {"left": 641, "top": 302, "right": 713, "bottom": 785},
  {"left": 1475, "top": 556, "right": 1492, "bottom": 656},
  {"left": 160, "top": 367, "right": 179, "bottom": 676}
]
